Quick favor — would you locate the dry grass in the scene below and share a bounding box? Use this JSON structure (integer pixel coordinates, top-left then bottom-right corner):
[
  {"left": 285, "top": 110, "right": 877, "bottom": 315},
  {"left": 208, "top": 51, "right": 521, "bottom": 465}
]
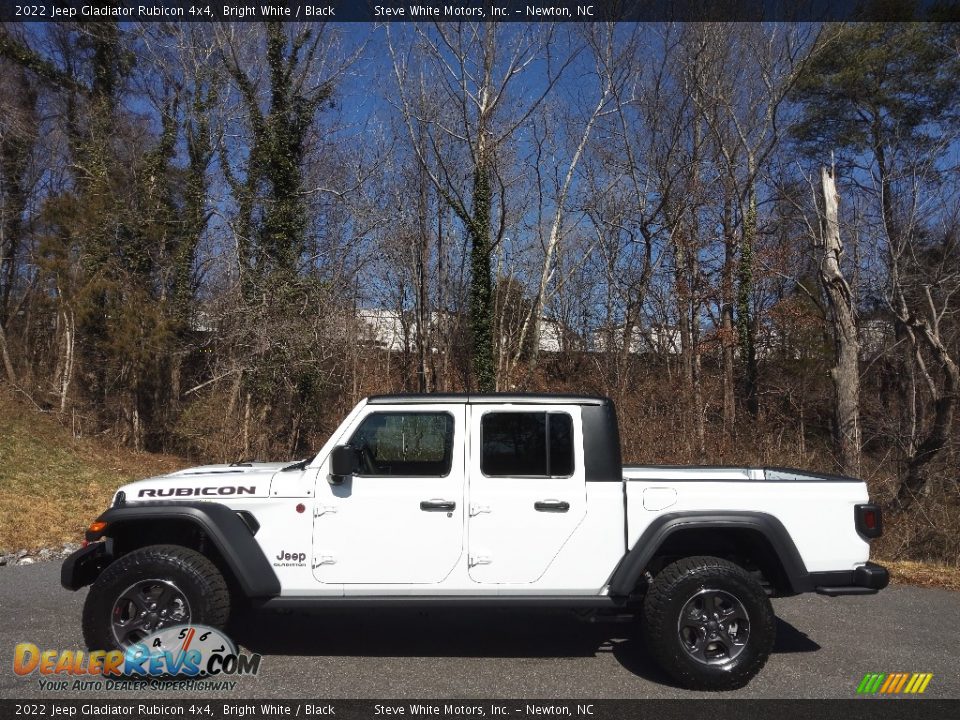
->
[
  {"left": 0, "top": 389, "right": 186, "bottom": 552},
  {"left": 880, "top": 559, "right": 960, "bottom": 591}
]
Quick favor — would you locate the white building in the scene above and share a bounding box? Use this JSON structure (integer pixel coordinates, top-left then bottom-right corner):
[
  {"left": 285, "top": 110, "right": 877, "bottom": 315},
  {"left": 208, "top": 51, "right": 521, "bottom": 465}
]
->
[
  {"left": 592, "top": 324, "right": 681, "bottom": 355},
  {"left": 356, "top": 309, "right": 410, "bottom": 352},
  {"left": 356, "top": 309, "right": 577, "bottom": 354}
]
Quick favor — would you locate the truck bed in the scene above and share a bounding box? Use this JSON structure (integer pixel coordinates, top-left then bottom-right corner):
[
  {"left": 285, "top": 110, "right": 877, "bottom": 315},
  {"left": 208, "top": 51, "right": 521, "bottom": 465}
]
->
[{"left": 621, "top": 465, "right": 869, "bottom": 575}]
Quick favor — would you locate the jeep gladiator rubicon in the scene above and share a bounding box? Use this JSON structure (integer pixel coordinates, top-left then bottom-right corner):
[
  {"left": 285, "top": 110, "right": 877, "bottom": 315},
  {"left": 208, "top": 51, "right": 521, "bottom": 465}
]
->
[{"left": 62, "top": 394, "right": 888, "bottom": 689}]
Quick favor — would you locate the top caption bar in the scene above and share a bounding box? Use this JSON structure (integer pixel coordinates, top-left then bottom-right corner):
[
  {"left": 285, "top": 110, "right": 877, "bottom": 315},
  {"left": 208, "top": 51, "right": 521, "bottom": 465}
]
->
[{"left": 2, "top": 0, "right": 959, "bottom": 22}]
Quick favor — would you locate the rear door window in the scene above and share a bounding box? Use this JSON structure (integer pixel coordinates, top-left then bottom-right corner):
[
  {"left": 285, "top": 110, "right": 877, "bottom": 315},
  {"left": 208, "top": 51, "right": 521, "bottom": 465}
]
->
[{"left": 480, "top": 412, "right": 574, "bottom": 477}]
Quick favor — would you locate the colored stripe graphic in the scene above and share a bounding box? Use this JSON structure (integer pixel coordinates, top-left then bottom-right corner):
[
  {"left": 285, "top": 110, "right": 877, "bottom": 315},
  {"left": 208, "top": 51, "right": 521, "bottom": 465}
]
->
[{"left": 857, "top": 672, "right": 933, "bottom": 694}]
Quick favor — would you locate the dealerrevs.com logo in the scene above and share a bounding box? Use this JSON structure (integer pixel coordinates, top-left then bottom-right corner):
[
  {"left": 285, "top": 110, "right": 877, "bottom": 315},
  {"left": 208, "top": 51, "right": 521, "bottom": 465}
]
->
[{"left": 13, "top": 625, "right": 261, "bottom": 691}]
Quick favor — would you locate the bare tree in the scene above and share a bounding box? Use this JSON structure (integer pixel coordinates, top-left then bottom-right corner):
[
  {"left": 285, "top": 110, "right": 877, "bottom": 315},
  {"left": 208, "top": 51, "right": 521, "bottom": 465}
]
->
[
  {"left": 815, "top": 164, "right": 861, "bottom": 476},
  {"left": 388, "top": 23, "right": 575, "bottom": 391},
  {"left": 501, "top": 25, "right": 616, "bottom": 386},
  {"left": 688, "top": 23, "right": 821, "bottom": 424},
  {"left": 0, "top": 57, "right": 39, "bottom": 386},
  {"left": 887, "top": 177, "right": 960, "bottom": 507}
]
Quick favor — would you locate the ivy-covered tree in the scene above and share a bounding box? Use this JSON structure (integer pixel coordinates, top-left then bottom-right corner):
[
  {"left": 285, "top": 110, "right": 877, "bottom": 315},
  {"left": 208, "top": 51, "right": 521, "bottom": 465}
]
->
[
  {"left": 222, "top": 21, "right": 332, "bottom": 292},
  {"left": 218, "top": 22, "right": 344, "bottom": 457}
]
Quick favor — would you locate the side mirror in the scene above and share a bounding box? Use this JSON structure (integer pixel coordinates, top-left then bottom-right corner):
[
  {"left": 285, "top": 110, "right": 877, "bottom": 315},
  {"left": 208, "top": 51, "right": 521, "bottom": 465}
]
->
[{"left": 328, "top": 445, "right": 356, "bottom": 485}]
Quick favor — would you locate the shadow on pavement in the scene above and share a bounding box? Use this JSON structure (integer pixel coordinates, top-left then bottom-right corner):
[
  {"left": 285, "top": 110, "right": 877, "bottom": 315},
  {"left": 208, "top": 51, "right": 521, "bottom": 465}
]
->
[
  {"left": 772, "top": 617, "right": 821, "bottom": 654},
  {"left": 229, "top": 608, "right": 819, "bottom": 686}
]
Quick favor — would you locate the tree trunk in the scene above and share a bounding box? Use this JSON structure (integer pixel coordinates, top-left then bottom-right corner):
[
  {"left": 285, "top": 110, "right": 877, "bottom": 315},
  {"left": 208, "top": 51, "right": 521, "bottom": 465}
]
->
[
  {"left": 57, "top": 307, "right": 75, "bottom": 413},
  {"left": 721, "top": 196, "right": 736, "bottom": 433},
  {"left": 817, "top": 166, "right": 861, "bottom": 477},
  {"left": 169, "top": 355, "right": 182, "bottom": 411},
  {"left": 469, "top": 160, "right": 496, "bottom": 392},
  {"left": 619, "top": 302, "right": 636, "bottom": 388},
  {"left": 894, "top": 289, "right": 960, "bottom": 507},
  {"left": 434, "top": 206, "right": 445, "bottom": 392},
  {"left": 673, "top": 229, "right": 704, "bottom": 459},
  {"left": 0, "top": 320, "right": 16, "bottom": 385},
  {"left": 737, "top": 184, "right": 759, "bottom": 417},
  {"left": 415, "top": 164, "right": 431, "bottom": 393},
  {"left": 899, "top": 351, "right": 958, "bottom": 504},
  {"left": 242, "top": 392, "right": 252, "bottom": 458}
]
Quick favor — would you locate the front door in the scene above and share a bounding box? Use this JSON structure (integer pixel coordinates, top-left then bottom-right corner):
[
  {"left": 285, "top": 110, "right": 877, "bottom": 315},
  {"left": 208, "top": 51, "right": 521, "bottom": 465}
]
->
[
  {"left": 467, "top": 404, "right": 587, "bottom": 584},
  {"left": 313, "top": 405, "right": 465, "bottom": 584}
]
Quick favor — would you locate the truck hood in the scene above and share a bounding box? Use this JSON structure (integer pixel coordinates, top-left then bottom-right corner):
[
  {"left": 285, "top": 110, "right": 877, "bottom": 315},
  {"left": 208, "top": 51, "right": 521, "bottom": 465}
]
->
[{"left": 117, "top": 462, "right": 298, "bottom": 502}]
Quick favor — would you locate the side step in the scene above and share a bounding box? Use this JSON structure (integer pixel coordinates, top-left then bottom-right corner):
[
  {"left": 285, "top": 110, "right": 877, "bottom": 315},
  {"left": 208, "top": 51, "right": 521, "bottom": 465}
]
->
[
  {"left": 815, "top": 586, "right": 879, "bottom": 597},
  {"left": 256, "top": 595, "right": 626, "bottom": 611}
]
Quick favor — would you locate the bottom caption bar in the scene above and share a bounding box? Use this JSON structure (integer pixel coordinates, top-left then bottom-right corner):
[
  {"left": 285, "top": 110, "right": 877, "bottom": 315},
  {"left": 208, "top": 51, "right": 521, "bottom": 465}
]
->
[{"left": 0, "top": 700, "right": 956, "bottom": 720}]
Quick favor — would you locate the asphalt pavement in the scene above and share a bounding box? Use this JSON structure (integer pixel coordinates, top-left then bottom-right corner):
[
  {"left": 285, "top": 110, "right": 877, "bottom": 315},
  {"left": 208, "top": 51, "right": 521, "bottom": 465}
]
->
[{"left": 1, "top": 561, "right": 957, "bottom": 699}]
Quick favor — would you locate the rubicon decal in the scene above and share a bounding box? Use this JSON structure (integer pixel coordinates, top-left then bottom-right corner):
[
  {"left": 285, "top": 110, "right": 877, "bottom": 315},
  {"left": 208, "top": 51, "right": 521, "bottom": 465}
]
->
[
  {"left": 137, "top": 486, "right": 256, "bottom": 498},
  {"left": 856, "top": 673, "right": 933, "bottom": 695}
]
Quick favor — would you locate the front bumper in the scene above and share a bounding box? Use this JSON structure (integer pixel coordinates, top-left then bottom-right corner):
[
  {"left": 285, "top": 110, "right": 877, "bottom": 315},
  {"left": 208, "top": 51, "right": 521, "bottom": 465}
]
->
[
  {"left": 814, "top": 562, "right": 890, "bottom": 596},
  {"left": 61, "top": 541, "right": 112, "bottom": 591}
]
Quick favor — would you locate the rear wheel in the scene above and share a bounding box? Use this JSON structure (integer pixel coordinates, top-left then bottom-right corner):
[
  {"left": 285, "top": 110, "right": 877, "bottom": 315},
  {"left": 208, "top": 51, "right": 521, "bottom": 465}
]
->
[
  {"left": 82, "top": 544, "right": 230, "bottom": 651},
  {"left": 641, "top": 556, "right": 775, "bottom": 690}
]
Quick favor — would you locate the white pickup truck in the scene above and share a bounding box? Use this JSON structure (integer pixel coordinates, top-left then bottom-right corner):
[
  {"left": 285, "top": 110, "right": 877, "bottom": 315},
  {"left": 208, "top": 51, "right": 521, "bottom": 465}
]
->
[{"left": 63, "top": 393, "right": 888, "bottom": 689}]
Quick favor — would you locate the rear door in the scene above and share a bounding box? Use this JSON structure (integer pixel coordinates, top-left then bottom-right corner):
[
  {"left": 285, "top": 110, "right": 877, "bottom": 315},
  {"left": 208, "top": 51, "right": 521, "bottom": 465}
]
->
[
  {"left": 312, "top": 404, "right": 465, "bottom": 585},
  {"left": 466, "top": 404, "right": 586, "bottom": 584}
]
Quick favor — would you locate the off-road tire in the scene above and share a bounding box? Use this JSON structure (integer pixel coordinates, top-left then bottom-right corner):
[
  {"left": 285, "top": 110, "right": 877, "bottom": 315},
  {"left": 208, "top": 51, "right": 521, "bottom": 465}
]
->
[
  {"left": 82, "top": 544, "right": 230, "bottom": 651},
  {"left": 641, "top": 555, "right": 775, "bottom": 691}
]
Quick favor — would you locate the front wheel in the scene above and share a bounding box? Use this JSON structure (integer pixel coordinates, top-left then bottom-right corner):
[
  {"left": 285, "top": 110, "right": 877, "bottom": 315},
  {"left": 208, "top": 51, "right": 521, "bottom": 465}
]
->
[
  {"left": 82, "top": 544, "right": 230, "bottom": 651},
  {"left": 641, "top": 556, "right": 776, "bottom": 690}
]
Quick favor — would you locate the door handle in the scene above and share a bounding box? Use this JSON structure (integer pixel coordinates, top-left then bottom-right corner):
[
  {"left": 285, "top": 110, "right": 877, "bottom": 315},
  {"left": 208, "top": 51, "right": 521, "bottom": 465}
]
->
[
  {"left": 534, "top": 500, "right": 570, "bottom": 512},
  {"left": 420, "top": 499, "right": 456, "bottom": 511}
]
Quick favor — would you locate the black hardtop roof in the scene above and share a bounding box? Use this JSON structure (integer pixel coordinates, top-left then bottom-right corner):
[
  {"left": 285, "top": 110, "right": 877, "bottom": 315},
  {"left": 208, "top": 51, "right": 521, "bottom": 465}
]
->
[{"left": 367, "top": 393, "right": 610, "bottom": 406}]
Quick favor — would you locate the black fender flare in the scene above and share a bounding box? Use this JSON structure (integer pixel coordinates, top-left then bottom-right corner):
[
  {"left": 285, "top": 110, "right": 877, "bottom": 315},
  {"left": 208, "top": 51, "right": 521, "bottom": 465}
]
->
[
  {"left": 606, "top": 511, "right": 812, "bottom": 596},
  {"left": 83, "top": 501, "right": 280, "bottom": 598}
]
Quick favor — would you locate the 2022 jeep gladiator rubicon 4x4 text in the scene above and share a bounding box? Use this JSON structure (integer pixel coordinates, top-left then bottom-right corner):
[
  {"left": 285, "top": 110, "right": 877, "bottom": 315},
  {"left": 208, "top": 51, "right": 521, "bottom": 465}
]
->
[{"left": 62, "top": 394, "right": 888, "bottom": 690}]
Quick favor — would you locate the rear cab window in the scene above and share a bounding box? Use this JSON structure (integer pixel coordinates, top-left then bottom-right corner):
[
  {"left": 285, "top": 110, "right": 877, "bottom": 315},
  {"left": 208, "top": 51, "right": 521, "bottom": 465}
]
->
[{"left": 480, "top": 411, "right": 574, "bottom": 477}]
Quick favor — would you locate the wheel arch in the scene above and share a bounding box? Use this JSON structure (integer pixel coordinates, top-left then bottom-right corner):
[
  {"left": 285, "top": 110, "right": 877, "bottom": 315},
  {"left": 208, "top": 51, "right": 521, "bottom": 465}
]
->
[
  {"left": 86, "top": 502, "right": 280, "bottom": 598},
  {"left": 608, "top": 511, "right": 811, "bottom": 597}
]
